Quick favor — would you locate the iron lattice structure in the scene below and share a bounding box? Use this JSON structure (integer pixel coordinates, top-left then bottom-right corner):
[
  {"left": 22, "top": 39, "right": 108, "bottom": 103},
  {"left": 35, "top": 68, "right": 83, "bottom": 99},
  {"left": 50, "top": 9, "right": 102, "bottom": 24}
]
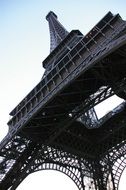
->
[
  {"left": 0, "top": 11, "right": 126, "bottom": 190},
  {"left": 46, "top": 11, "right": 69, "bottom": 52}
]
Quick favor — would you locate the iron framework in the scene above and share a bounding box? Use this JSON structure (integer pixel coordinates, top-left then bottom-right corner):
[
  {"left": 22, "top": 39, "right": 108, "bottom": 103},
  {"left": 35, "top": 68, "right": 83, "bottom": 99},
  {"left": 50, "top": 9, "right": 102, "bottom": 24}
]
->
[{"left": 0, "top": 11, "right": 126, "bottom": 190}]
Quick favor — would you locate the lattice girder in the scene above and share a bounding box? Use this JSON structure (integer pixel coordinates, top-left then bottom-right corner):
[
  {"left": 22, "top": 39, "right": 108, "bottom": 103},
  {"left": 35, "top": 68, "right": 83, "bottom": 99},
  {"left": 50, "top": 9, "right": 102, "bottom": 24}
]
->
[
  {"left": 46, "top": 11, "right": 69, "bottom": 52},
  {"left": 1, "top": 102, "right": 126, "bottom": 190},
  {"left": 1, "top": 11, "right": 126, "bottom": 190},
  {"left": 3, "top": 11, "right": 126, "bottom": 150}
]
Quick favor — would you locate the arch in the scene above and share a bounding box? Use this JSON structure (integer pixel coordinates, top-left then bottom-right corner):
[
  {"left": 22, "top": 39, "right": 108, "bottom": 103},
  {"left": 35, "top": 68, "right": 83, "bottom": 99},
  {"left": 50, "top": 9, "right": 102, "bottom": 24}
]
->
[
  {"left": 17, "top": 170, "right": 79, "bottom": 190},
  {"left": 31, "top": 162, "right": 83, "bottom": 190},
  {"left": 12, "top": 162, "right": 84, "bottom": 190},
  {"left": 118, "top": 165, "right": 126, "bottom": 190},
  {"left": 107, "top": 143, "right": 126, "bottom": 190},
  {"left": 29, "top": 161, "right": 99, "bottom": 190},
  {"left": 114, "top": 156, "right": 126, "bottom": 190}
]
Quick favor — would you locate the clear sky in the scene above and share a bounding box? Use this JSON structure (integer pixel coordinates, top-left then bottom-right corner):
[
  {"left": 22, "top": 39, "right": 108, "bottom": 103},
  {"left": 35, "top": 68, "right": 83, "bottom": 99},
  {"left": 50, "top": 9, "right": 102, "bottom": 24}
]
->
[{"left": 0, "top": 0, "right": 126, "bottom": 189}]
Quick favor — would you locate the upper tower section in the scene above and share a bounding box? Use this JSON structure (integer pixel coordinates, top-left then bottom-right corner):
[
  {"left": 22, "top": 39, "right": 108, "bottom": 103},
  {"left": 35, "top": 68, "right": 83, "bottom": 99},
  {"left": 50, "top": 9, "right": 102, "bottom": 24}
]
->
[{"left": 46, "top": 11, "right": 69, "bottom": 52}]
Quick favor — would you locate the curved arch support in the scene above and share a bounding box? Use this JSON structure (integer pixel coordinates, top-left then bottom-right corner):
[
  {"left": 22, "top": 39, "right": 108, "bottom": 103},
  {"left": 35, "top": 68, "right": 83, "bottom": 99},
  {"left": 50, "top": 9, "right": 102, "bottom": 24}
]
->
[
  {"left": 33, "top": 162, "right": 83, "bottom": 190},
  {"left": 105, "top": 143, "right": 126, "bottom": 190},
  {"left": 15, "top": 162, "right": 84, "bottom": 190},
  {"left": 112, "top": 156, "right": 126, "bottom": 190}
]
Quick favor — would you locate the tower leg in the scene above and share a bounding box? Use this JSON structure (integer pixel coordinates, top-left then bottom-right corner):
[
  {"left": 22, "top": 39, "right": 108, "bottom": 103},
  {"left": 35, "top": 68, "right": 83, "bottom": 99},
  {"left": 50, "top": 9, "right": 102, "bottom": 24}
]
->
[
  {"left": 92, "top": 161, "right": 107, "bottom": 190},
  {"left": 107, "top": 156, "right": 116, "bottom": 190}
]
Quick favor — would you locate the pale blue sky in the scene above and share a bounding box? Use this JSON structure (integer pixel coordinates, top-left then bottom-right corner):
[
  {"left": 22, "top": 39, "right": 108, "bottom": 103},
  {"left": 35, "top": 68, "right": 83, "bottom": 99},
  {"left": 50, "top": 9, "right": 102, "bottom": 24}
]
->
[{"left": 0, "top": 0, "right": 126, "bottom": 189}]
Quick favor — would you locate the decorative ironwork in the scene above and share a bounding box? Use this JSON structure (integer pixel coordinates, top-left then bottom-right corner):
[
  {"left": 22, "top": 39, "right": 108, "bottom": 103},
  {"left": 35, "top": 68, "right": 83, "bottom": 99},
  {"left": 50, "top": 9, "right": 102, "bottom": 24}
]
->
[{"left": 0, "top": 11, "right": 126, "bottom": 190}]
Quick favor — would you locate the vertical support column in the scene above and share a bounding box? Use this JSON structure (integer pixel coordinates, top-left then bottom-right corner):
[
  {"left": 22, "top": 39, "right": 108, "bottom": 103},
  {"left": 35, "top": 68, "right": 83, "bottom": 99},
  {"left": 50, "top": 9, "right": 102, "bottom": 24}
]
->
[
  {"left": 80, "top": 170, "right": 85, "bottom": 190},
  {"left": 79, "top": 161, "right": 85, "bottom": 190},
  {"left": 110, "top": 170, "right": 116, "bottom": 190},
  {"left": 92, "top": 161, "right": 107, "bottom": 190},
  {"left": 107, "top": 155, "right": 116, "bottom": 190}
]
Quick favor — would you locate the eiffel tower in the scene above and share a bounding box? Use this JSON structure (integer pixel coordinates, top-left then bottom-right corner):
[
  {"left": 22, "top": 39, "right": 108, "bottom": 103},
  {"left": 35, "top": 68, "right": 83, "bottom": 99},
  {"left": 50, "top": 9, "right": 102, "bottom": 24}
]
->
[{"left": 0, "top": 11, "right": 126, "bottom": 190}]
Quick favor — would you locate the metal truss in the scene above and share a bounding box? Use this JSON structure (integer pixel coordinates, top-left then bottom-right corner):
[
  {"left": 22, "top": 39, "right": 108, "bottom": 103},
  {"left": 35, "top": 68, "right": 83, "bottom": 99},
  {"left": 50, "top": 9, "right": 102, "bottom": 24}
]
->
[
  {"left": 0, "top": 11, "right": 126, "bottom": 190},
  {"left": 46, "top": 11, "right": 69, "bottom": 52}
]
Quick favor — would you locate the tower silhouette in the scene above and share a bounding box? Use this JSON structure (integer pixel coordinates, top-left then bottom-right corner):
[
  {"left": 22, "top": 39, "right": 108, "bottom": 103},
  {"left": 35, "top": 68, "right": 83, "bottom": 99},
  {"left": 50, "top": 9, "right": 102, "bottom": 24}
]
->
[{"left": 0, "top": 11, "right": 126, "bottom": 190}]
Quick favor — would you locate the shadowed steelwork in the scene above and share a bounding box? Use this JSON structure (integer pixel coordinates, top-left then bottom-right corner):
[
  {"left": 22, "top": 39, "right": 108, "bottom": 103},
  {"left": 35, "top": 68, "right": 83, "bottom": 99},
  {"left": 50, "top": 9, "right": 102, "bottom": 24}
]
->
[{"left": 0, "top": 11, "right": 126, "bottom": 190}]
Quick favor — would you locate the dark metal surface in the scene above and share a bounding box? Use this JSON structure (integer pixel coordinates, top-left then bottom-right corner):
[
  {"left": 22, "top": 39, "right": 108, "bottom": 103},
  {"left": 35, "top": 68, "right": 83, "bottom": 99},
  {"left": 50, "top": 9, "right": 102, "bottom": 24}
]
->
[{"left": 0, "top": 11, "right": 126, "bottom": 190}]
